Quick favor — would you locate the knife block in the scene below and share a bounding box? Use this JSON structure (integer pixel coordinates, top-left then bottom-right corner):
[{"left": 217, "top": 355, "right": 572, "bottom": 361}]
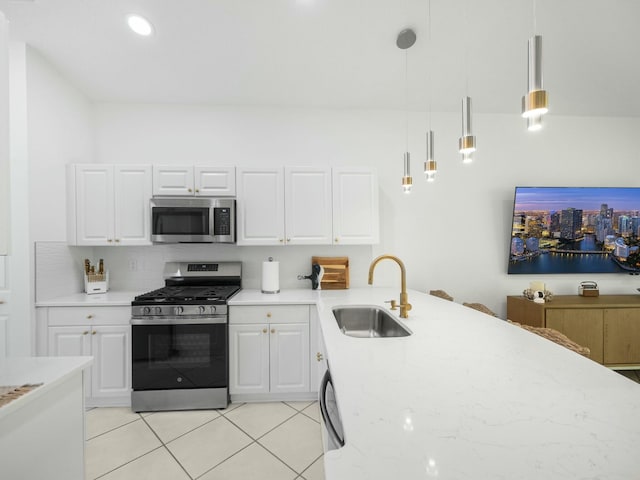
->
[{"left": 84, "top": 271, "right": 109, "bottom": 295}]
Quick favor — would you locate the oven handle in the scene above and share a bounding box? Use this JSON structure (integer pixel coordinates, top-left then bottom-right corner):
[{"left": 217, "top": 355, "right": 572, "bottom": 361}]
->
[{"left": 131, "top": 317, "right": 227, "bottom": 325}]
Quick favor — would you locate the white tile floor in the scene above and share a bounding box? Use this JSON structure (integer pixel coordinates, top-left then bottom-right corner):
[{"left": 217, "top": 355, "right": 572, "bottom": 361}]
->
[{"left": 85, "top": 402, "right": 324, "bottom": 480}]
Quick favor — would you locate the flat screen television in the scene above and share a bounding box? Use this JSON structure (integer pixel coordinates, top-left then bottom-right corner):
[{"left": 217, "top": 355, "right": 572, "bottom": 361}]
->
[{"left": 508, "top": 187, "right": 640, "bottom": 274}]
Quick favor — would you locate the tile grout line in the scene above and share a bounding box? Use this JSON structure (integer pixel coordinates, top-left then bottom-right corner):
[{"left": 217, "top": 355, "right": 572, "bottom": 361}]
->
[
  {"left": 85, "top": 415, "right": 142, "bottom": 441},
  {"left": 139, "top": 413, "right": 195, "bottom": 480},
  {"left": 93, "top": 445, "right": 166, "bottom": 480}
]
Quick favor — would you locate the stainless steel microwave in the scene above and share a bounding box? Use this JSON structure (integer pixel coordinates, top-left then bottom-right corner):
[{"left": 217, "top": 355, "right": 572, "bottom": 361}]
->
[{"left": 150, "top": 197, "right": 236, "bottom": 244}]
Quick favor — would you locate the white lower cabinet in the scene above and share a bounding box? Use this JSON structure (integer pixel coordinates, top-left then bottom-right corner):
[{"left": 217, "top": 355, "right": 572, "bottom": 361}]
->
[
  {"left": 229, "top": 304, "right": 313, "bottom": 400},
  {"left": 39, "top": 306, "right": 131, "bottom": 407}
]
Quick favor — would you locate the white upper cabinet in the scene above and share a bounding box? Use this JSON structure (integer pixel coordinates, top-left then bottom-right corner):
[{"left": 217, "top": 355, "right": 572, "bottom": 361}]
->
[
  {"left": 153, "top": 165, "right": 235, "bottom": 196},
  {"left": 237, "top": 166, "right": 378, "bottom": 246},
  {"left": 332, "top": 167, "right": 379, "bottom": 245},
  {"left": 284, "top": 167, "right": 333, "bottom": 245},
  {"left": 195, "top": 166, "right": 236, "bottom": 196},
  {"left": 67, "top": 164, "right": 152, "bottom": 246},
  {"left": 236, "top": 167, "right": 285, "bottom": 246}
]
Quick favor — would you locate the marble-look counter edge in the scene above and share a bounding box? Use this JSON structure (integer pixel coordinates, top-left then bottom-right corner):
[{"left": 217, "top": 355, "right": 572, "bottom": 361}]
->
[
  {"left": 35, "top": 291, "right": 139, "bottom": 307},
  {"left": 0, "top": 356, "right": 93, "bottom": 421}
]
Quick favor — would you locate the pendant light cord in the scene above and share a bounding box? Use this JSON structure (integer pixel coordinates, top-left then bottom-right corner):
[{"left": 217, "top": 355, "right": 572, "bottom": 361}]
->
[{"left": 405, "top": 49, "right": 409, "bottom": 152}]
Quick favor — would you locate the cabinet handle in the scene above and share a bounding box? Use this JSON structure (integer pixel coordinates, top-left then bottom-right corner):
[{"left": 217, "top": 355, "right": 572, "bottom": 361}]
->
[
  {"left": 334, "top": 238, "right": 339, "bottom": 243},
  {"left": 316, "top": 352, "right": 323, "bottom": 361},
  {"left": 279, "top": 239, "right": 284, "bottom": 243},
  {"left": 195, "top": 189, "right": 199, "bottom": 193},
  {"left": 83, "top": 331, "right": 89, "bottom": 335},
  {"left": 0, "top": 300, "right": 4, "bottom": 304},
  {"left": 271, "top": 328, "right": 275, "bottom": 334},
  {"left": 87, "top": 315, "right": 93, "bottom": 319},
  {"left": 262, "top": 328, "right": 267, "bottom": 333},
  {"left": 92, "top": 331, "right": 97, "bottom": 335},
  {"left": 188, "top": 188, "right": 192, "bottom": 193},
  {"left": 286, "top": 238, "right": 291, "bottom": 242},
  {"left": 115, "top": 239, "right": 120, "bottom": 243},
  {"left": 266, "top": 312, "right": 272, "bottom": 318},
  {"left": 107, "top": 239, "right": 113, "bottom": 243}
]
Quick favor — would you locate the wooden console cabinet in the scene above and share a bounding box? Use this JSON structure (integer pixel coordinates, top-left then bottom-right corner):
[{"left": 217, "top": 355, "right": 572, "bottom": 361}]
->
[{"left": 507, "top": 295, "right": 640, "bottom": 367}]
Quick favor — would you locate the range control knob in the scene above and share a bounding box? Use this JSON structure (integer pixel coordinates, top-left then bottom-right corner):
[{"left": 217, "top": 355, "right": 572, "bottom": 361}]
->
[
  {"left": 174, "top": 306, "right": 184, "bottom": 315},
  {"left": 198, "top": 306, "right": 206, "bottom": 314},
  {"left": 155, "top": 306, "right": 162, "bottom": 315},
  {"left": 210, "top": 305, "right": 217, "bottom": 315},
  {"left": 143, "top": 307, "right": 151, "bottom": 315}
]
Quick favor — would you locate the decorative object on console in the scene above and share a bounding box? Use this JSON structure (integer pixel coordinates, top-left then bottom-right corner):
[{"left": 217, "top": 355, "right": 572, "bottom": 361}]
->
[
  {"left": 579, "top": 281, "right": 599, "bottom": 297},
  {"left": 522, "top": 288, "right": 553, "bottom": 302}
]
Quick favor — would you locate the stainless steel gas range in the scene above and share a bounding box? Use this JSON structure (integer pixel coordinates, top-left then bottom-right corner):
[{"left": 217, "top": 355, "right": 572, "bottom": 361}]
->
[{"left": 130, "top": 261, "right": 241, "bottom": 412}]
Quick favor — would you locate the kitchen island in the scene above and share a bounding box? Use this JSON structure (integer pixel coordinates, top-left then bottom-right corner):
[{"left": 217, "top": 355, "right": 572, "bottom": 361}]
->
[
  {"left": 0, "top": 356, "right": 92, "bottom": 480},
  {"left": 232, "top": 287, "right": 640, "bottom": 479}
]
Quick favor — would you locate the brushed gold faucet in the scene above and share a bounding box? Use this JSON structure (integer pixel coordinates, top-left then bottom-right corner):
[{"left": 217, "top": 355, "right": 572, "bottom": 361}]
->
[{"left": 368, "top": 254, "right": 412, "bottom": 318}]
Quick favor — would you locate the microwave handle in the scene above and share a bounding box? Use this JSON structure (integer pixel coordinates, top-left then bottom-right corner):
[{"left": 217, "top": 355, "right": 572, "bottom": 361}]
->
[{"left": 319, "top": 369, "right": 345, "bottom": 448}]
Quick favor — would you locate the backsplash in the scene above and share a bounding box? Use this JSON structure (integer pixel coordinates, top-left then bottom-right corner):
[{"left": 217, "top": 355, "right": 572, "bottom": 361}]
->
[{"left": 35, "top": 242, "right": 374, "bottom": 301}]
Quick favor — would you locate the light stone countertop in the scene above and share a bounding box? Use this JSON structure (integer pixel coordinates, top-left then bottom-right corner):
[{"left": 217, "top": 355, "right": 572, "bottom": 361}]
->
[
  {"left": 35, "top": 291, "right": 139, "bottom": 307},
  {"left": 0, "top": 356, "right": 92, "bottom": 420},
  {"left": 234, "top": 287, "right": 640, "bottom": 479}
]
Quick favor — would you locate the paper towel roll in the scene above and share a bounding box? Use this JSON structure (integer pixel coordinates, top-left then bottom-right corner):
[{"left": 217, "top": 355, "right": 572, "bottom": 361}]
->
[{"left": 261, "top": 259, "right": 280, "bottom": 294}]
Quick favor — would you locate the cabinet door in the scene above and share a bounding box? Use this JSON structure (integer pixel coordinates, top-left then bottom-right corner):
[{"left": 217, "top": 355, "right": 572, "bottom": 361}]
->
[
  {"left": 236, "top": 168, "right": 285, "bottom": 245},
  {"left": 229, "top": 324, "right": 270, "bottom": 394},
  {"left": 91, "top": 325, "right": 131, "bottom": 399},
  {"left": 546, "top": 309, "right": 604, "bottom": 363},
  {"left": 604, "top": 308, "right": 640, "bottom": 365},
  {"left": 332, "top": 167, "right": 379, "bottom": 245},
  {"left": 269, "top": 323, "right": 310, "bottom": 394},
  {"left": 284, "top": 167, "right": 332, "bottom": 245},
  {"left": 74, "top": 165, "right": 115, "bottom": 245},
  {"left": 152, "top": 165, "right": 194, "bottom": 196},
  {"left": 48, "top": 326, "right": 92, "bottom": 398},
  {"left": 195, "top": 166, "right": 236, "bottom": 196},
  {"left": 114, "top": 165, "right": 152, "bottom": 245}
]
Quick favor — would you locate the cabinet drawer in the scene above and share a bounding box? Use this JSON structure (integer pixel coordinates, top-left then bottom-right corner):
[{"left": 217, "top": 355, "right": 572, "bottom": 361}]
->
[
  {"left": 230, "top": 305, "right": 309, "bottom": 324},
  {"left": 48, "top": 306, "right": 130, "bottom": 326}
]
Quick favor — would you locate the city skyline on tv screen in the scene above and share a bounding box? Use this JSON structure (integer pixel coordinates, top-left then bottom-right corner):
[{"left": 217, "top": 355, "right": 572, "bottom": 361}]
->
[{"left": 508, "top": 187, "right": 640, "bottom": 275}]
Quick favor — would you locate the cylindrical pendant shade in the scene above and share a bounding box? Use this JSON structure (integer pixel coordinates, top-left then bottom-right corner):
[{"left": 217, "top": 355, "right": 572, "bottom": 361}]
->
[
  {"left": 522, "top": 35, "right": 548, "bottom": 118},
  {"left": 461, "top": 96, "right": 473, "bottom": 135},
  {"left": 402, "top": 152, "right": 412, "bottom": 194}
]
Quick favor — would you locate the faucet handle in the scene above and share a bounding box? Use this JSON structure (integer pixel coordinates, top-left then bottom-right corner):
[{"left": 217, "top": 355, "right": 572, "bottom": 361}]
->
[{"left": 384, "top": 299, "right": 398, "bottom": 310}]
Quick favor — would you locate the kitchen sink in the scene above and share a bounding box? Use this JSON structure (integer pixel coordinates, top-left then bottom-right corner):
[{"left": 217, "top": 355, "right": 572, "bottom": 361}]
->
[{"left": 332, "top": 305, "right": 412, "bottom": 338}]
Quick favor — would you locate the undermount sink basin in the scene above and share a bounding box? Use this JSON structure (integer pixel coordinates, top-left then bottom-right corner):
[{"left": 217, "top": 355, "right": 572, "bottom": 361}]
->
[{"left": 332, "top": 305, "right": 412, "bottom": 338}]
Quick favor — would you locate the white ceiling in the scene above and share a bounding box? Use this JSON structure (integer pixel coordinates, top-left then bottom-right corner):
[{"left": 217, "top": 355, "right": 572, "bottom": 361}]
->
[{"left": 1, "top": 0, "right": 639, "bottom": 116}]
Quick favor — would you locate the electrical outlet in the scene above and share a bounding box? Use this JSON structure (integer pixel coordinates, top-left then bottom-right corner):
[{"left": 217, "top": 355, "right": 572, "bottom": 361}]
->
[{"left": 128, "top": 259, "right": 138, "bottom": 271}]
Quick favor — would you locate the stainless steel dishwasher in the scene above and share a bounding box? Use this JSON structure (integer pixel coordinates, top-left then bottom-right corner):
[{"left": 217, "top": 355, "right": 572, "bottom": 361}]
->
[{"left": 319, "top": 367, "right": 345, "bottom": 451}]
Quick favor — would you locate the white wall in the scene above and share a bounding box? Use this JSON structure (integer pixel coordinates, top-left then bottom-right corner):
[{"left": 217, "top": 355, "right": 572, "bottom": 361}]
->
[
  {"left": 7, "top": 44, "right": 93, "bottom": 354},
  {"left": 90, "top": 104, "right": 640, "bottom": 316}
]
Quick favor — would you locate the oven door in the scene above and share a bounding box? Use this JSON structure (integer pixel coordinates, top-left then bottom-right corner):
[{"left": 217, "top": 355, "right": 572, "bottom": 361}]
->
[{"left": 131, "top": 318, "right": 227, "bottom": 390}]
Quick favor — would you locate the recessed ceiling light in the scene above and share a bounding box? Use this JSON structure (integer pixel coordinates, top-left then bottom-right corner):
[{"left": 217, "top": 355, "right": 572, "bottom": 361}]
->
[{"left": 126, "top": 14, "right": 154, "bottom": 36}]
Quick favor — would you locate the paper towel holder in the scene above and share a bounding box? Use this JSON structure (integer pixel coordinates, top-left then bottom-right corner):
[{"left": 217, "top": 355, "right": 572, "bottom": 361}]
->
[{"left": 261, "top": 257, "right": 280, "bottom": 294}]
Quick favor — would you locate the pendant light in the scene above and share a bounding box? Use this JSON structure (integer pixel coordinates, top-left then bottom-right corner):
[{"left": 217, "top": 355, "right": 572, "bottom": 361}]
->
[
  {"left": 424, "top": 130, "right": 436, "bottom": 181},
  {"left": 423, "top": 0, "right": 437, "bottom": 182},
  {"left": 522, "top": 1, "right": 548, "bottom": 123},
  {"left": 459, "top": 1, "right": 475, "bottom": 163},
  {"left": 459, "top": 96, "right": 476, "bottom": 162},
  {"left": 398, "top": 28, "right": 416, "bottom": 194}
]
